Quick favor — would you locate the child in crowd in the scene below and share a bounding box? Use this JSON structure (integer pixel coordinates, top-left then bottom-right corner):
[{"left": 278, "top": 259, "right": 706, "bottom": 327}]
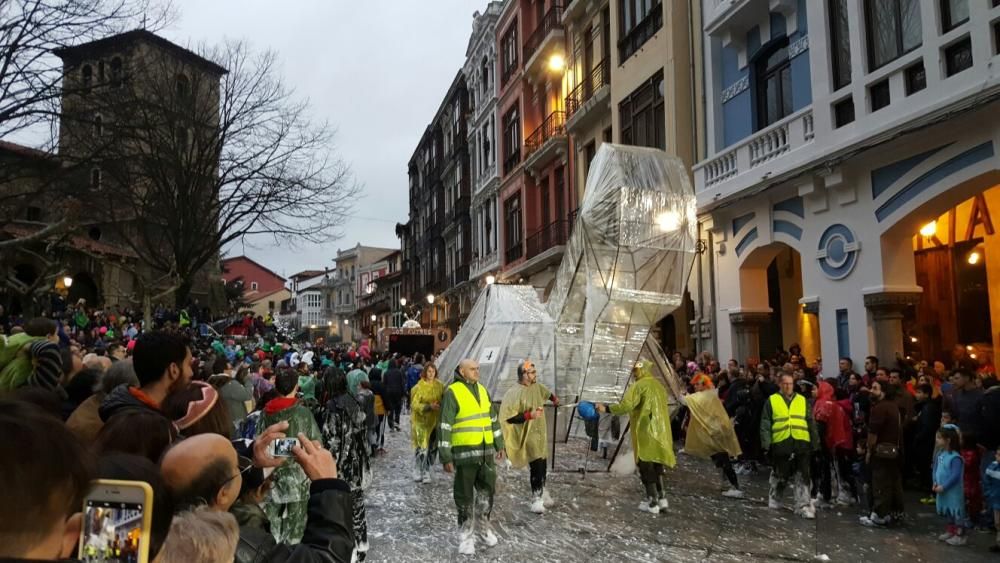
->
[
  {"left": 984, "top": 449, "right": 1000, "bottom": 553},
  {"left": 934, "top": 424, "right": 968, "bottom": 546}
]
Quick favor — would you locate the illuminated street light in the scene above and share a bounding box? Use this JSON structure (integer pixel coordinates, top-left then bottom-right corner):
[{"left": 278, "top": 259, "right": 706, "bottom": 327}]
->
[
  {"left": 968, "top": 251, "right": 981, "bottom": 265},
  {"left": 548, "top": 53, "right": 566, "bottom": 72},
  {"left": 327, "top": 320, "right": 332, "bottom": 326},
  {"left": 62, "top": 276, "right": 74, "bottom": 288},
  {"left": 426, "top": 294, "right": 435, "bottom": 305},
  {"left": 344, "top": 319, "right": 350, "bottom": 325},
  {"left": 919, "top": 221, "right": 936, "bottom": 237},
  {"left": 485, "top": 275, "right": 496, "bottom": 285},
  {"left": 370, "top": 314, "right": 377, "bottom": 322},
  {"left": 400, "top": 297, "right": 407, "bottom": 307}
]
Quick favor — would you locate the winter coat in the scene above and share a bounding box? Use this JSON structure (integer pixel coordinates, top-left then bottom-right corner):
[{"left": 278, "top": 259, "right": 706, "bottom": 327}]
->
[
  {"left": 975, "top": 386, "right": 1000, "bottom": 450},
  {"left": 234, "top": 479, "right": 355, "bottom": 563},
  {"left": 257, "top": 398, "right": 321, "bottom": 506},
  {"left": 66, "top": 394, "right": 104, "bottom": 445},
  {"left": 405, "top": 364, "right": 423, "bottom": 392},
  {"left": 231, "top": 501, "right": 270, "bottom": 532},
  {"left": 947, "top": 387, "right": 983, "bottom": 443},
  {"left": 346, "top": 370, "right": 368, "bottom": 398},
  {"left": 681, "top": 389, "right": 741, "bottom": 460},
  {"left": 499, "top": 382, "right": 551, "bottom": 468},
  {"left": 98, "top": 384, "right": 162, "bottom": 422},
  {"left": 219, "top": 377, "right": 252, "bottom": 435},
  {"left": 410, "top": 378, "right": 444, "bottom": 450},
  {"left": 934, "top": 450, "right": 965, "bottom": 519},
  {"left": 322, "top": 394, "right": 371, "bottom": 490},
  {"left": 984, "top": 460, "right": 1000, "bottom": 512},
  {"left": 382, "top": 368, "right": 405, "bottom": 396},
  {"left": 813, "top": 381, "right": 852, "bottom": 452},
  {"left": 608, "top": 366, "right": 675, "bottom": 468},
  {"left": 0, "top": 334, "right": 62, "bottom": 392}
]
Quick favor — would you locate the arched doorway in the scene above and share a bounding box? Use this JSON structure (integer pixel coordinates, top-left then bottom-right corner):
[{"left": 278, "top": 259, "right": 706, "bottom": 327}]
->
[
  {"left": 737, "top": 242, "right": 819, "bottom": 365},
  {"left": 68, "top": 271, "right": 100, "bottom": 306}
]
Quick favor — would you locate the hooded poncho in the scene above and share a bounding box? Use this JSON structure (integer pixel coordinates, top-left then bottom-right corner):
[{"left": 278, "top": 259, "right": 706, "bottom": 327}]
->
[
  {"left": 499, "top": 381, "right": 551, "bottom": 468},
  {"left": 683, "top": 388, "right": 741, "bottom": 459},
  {"left": 609, "top": 361, "right": 676, "bottom": 467}
]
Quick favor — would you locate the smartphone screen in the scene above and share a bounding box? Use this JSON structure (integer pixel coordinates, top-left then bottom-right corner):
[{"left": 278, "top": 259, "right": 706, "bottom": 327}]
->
[{"left": 80, "top": 499, "right": 145, "bottom": 562}]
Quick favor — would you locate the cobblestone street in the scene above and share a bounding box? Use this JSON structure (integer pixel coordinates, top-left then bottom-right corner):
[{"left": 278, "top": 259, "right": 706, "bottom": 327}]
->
[{"left": 364, "top": 413, "right": 995, "bottom": 562}]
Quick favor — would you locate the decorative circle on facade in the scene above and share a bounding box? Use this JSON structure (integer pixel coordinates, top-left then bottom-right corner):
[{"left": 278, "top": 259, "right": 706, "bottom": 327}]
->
[{"left": 816, "top": 224, "right": 860, "bottom": 280}]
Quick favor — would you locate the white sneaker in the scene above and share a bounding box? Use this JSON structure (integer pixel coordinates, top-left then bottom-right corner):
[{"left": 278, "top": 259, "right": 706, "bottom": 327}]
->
[
  {"left": 657, "top": 497, "right": 669, "bottom": 509},
  {"left": 421, "top": 471, "right": 431, "bottom": 484},
  {"left": 945, "top": 534, "right": 967, "bottom": 546},
  {"left": 938, "top": 531, "right": 955, "bottom": 541},
  {"left": 413, "top": 467, "right": 423, "bottom": 482},
  {"left": 722, "top": 488, "right": 745, "bottom": 499},
  {"left": 478, "top": 524, "right": 498, "bottom": 548},
  {"left": 799, "top": 506, "right": 816, "bottom": 520},
  {"left": 530, "top": 497, "right": 546, "bottom": 514},
  {"left": 541, "top": 488, "right": 555, "bottom": 508},
  {"left": 458, "top": 528, "right": 475, "bottom": 556},
  {"left": 768, "top": 498, "right": 781, "bottom": 510},
  {"left": 638, "top": 501, "right": 660, "bottom": 515}
]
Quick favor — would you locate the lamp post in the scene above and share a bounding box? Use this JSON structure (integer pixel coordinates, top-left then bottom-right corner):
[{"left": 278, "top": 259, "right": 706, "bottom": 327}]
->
[{"left": 426, "top": 294, "right": 435, "bottom": 330}]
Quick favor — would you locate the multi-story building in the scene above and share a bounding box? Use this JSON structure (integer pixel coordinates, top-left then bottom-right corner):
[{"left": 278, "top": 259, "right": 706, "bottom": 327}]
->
[
  {"left": 357, "top": 250, "right": 404, "bottom": 342},
  {"left": 465, "top": 3, "right": 504, "bottom": 284},
  {"left": 692, "top": 0, "right": 1000, "bottom": 368},
  {"left": 332, "top": 244, "right": 397, "bottom": 343},
  {"left": 400, "top": 72, "right": 473, "bottom": 340},
  {"left": 497, "top": 0, "right": 578, "bottom": 297},
  {"left": 285, "top": 269, "right": 327, "bottom": 330},
  {"left": 220, "top": 256, "right": 289, "bottom": 317}
]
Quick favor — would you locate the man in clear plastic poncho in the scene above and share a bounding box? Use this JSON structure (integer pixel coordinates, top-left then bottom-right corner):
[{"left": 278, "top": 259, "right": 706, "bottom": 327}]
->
[
  {"left": 499, "top": 360, "right": 559, "bottom": 514},
  {"left": 598, "top": 360, "right": 675, "bottom": 514},
  {"left": 410, "top": 363, "right": 444, "bottom": 484},
  {"left": 681, "top": 373, "right": 744, "bottom": 498}
]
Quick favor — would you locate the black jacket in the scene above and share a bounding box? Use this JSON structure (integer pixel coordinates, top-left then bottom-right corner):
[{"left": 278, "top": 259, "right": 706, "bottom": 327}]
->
[
  {"left": 235, "top": 479, "right": 355, "bottom": 563},
  {"left": 976, "top": 386, "right": 1000, "bottom": 450},
  {"left": 98, "top": 384, "right": 161, "bottom": 422},
  {"left": 382, "top": 368, "right": 405, "bottom": 396}
]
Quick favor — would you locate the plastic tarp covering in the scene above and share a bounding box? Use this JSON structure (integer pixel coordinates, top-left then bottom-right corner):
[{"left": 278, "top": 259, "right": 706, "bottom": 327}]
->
[{"left": 437, "top": 143, "right": 696, "bottom": 406}]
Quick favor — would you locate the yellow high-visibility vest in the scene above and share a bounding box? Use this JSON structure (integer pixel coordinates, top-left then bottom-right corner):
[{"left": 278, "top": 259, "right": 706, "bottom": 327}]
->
[
  {"left": 769, "top": 393, "right": 810, "bottom": 444},
  {"left": 449, "top": 381, "right": 494, "bottom": 448}
]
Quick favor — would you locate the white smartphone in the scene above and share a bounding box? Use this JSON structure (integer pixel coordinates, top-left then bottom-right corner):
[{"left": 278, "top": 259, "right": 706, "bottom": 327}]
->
[
  {"left": 273, "top": 437, "right": 300, "bottom": 457},
  {"left": 79, "top": 479, "right": 153, "bottom": 563}
]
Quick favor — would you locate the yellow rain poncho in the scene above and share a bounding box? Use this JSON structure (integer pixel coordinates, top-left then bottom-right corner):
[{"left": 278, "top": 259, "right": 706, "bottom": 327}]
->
[
  {"left": 683, "top": 389, "right": 742, "bottom": 459},
  {"left": 609, "top": 361, "right": 675, "bottom": 468},
  {"left": 410, "top": 378, "right": 444, "bottom": 449},
  {"left": 499, "top": 382, "right": 551, "bottom": 469}
]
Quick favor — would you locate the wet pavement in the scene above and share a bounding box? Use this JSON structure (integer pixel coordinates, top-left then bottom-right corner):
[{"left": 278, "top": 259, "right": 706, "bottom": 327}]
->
[{"left": 365, "top": 413, "right": 995, "bottom": 562}]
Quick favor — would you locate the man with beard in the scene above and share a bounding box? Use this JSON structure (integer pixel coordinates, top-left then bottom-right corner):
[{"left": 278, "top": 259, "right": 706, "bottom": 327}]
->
[
  {"left": 99, "top": 331, "right": 193, "bottom": 421},
  {"left": 500, "top": 360, "right": 559, "bottom": 513}
]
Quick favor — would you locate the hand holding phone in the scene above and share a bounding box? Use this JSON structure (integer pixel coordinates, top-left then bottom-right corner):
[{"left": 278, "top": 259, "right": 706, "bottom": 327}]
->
[{"left": 80, "top": 480, "right": 153, "bottom": 563}]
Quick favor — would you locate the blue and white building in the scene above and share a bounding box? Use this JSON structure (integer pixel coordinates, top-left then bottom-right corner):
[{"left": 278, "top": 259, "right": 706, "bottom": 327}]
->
[{"left": 693, "top": 0, "right": 1000, "bottom": 370}]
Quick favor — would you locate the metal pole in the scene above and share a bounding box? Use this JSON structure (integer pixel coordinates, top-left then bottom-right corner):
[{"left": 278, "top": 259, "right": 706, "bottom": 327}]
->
[
  {"left": 550, "top": 330, "right": 558, "bottom": 471},
  {"left": 563, "top": 394, "right": 579, "bottom": 443}
]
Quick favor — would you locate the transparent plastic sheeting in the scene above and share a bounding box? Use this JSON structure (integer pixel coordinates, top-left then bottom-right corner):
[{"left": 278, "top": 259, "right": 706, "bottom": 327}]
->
[{"left": 437, "top": 144, "right": 697, "bottom": 405}]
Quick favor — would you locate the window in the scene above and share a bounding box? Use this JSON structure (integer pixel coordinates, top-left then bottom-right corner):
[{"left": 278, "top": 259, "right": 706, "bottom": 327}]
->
[
  {"left": 865, "top": 0, "right": 922, "bottom": 70},
  {"left": 111, "top": 57, "right": 123, "bottom": 87},
  {"left": 905, "top": 61, "right": 926, "bottom": 94},
  {"left": 603, "top": 127, "right": 612, "bottom": 143},
  {"left": 996, "top": 21, "right": 1000, "bottom": 55},
  {"left": 251, "top": 281, "right": 259, "bottom": 291},
  {"left": 619, "top": 1, "right": 663, "bottom": 63},
  {"left": 501, "top": 19, "right": 519, "bottom": 85},
  {"left": 26, "top": 206, "right": 42, "bottom": 221},
  {"left": 870, "top": 79, "right": 890, "bottom": 111},
  {"left": 81, "top": 64, "right": 93, "bottom": 91},
  {"left": 504, "top": 194, "right": 522, "bottom": 259},
  {"left": 583, "top": 140, "right": 597, "bottom": 180},
  {"left": 90, "top": 168, "right": 102, "bottom": 190},
  {"left": 944, "top": 36, "right": 973, "bottom": 76},
  {"left": 829, "top": 0, "right": 853, "bottom": 89},
  {"left": 481, "top": 55, "right": 490, "bottom": 94},
  {"left": 502, "top": 104, "right": 521, "bottom": 174},
  {"left": 88, "top": 226, "right": 102, "bottom": 241},
  {"left": 619, "top": 71, "right": 665, "bottom": 149},
  {"left": 753, "top": 38, "right": 792, "bottom": 130},
  {"left": 834, "top": 98, "right": 855, "bottom": 127},
  {"left": 941, "top": 0, "right": 969, "bottom": 32}
]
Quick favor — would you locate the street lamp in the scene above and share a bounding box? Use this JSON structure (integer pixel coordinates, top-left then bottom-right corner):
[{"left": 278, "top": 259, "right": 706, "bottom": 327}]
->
[
  {"left": 485, "top": 275, "right": 496, "bottom": 285},
  {"left": 400, "top": 297, "right": 407, "bottom": 307},
  {"left": 427, "top": 294, "right": 435, "bottom": 330},
  {"left": 370, "top": 314, "right": 377, "bottom": 322},
  {"left": 426, "top": 294, "right": 435, "bottom": 304},
  {"left": 344, "top": 318, "right": 350, "bottom": 325},
  {"left": 62, "top": 276, "right": 74, "bottom": 288}
]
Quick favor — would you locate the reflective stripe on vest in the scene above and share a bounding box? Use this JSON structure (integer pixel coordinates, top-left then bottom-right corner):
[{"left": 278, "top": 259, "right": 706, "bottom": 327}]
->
[
  {"left": 449, "top": 381, "right": 493, "bottom": 448},
  {"left": 770, "top": 393, "right": 810, "bottom": 444}
]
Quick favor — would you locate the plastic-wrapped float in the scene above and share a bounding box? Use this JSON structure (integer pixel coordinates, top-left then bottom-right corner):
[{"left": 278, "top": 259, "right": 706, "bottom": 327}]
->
[{"left": 435, "top": 144, "right": 696, "bottom": 458}]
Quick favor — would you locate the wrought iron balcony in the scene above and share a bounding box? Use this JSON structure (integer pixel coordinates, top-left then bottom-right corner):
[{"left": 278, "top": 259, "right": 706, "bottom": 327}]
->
[
  {"left": 619, "top": 4, "right": 662, "bottom": 63},
  {"left": 523, "top": 3, "right": 564, "bottom": 69},
  {"left": 525, "top": 111, "right": 566, "bottom": 158},
  {"left": 525, "top": 218, "right": 570, "bottom": 260},
  {"left": 566, "top": 59, "right": 610, "bottom": 119}
]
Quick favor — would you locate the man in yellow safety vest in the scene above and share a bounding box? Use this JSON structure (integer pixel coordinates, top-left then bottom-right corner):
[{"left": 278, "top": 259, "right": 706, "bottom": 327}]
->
[
  {"left": 439, "top": 358, "right": 506, "bottom": 556},
  {"left": 760, "top": 373, "right": 820, "bottom": 519}
]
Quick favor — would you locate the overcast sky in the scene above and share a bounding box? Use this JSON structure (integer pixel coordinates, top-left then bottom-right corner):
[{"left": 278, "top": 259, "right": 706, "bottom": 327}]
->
[{"left": 168, "top": 0, "right": 490, "bottom": 277}]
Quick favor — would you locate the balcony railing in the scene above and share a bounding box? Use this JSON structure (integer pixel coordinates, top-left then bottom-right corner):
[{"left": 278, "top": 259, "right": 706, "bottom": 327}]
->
[
  {"left": 505, "top": 241, "right": 523, "bottom": 264},
  {"left": 525, "top": 111, "right": 566, "bottom": 158},
  {"left": 696, "top": 109, "right": 814, "bottom": 190},
  {"left": 566, "top": 59, "right": 610, "bottom": 118},
  {"left": 449, "top": 263, "right": 470, "bottom": 287},
  {"left": 524, "top": 4, "right": 564, "bottom": 64},
  {"left": 525, "top": 218, "right": 570, "bottom": 260},
  {"left": 619, "top": 4, "right": 663, "bottom": 62}
]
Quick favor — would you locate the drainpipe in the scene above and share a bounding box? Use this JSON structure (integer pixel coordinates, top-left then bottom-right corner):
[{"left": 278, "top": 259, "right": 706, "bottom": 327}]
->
[
  {"left": 708, "top": 228, "right": 718, "bottom": 358},
  {"left": 695, "top": 221, "right": 704, "bottom": 356}
]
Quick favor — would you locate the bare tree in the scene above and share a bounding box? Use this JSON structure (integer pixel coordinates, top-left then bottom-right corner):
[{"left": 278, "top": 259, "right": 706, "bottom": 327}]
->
[{"left": 80, "top": 39, "right": 359, "bottom": 313}]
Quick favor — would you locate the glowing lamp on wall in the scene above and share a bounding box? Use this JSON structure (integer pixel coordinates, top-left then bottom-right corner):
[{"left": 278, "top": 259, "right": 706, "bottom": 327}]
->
[{"left": 919, "top": 221, "right": 936, "bottom": 237}]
